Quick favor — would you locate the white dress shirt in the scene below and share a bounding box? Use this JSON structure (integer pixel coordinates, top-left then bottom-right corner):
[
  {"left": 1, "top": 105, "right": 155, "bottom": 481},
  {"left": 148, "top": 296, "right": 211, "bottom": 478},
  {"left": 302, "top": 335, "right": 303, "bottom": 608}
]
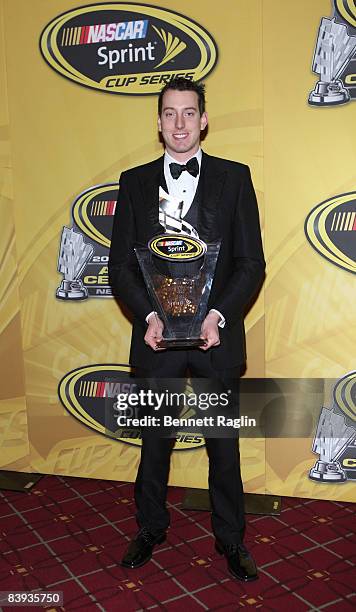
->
[
  {"left": 164, "top": 148, "right": 202, "bottom": 218},
  {"left": 146, "top": 149, "right": 225, "bottom": 328}
]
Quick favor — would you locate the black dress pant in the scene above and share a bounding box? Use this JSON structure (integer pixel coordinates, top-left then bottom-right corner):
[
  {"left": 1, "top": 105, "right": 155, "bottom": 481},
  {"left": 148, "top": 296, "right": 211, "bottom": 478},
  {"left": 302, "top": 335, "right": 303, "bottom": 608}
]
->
[{"left": 134, "top": 349, "right": 245, "bottom": 545}]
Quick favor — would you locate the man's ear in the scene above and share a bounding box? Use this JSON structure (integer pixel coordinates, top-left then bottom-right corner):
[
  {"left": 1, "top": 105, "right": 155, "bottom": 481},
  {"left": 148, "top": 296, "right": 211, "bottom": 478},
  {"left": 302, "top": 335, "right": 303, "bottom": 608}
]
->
[
  {"left": 200, "top": 112, "right": 208, "bottom": 131},
  {"left": 158, "top": 115, "right": 162, "bottom": 132}
]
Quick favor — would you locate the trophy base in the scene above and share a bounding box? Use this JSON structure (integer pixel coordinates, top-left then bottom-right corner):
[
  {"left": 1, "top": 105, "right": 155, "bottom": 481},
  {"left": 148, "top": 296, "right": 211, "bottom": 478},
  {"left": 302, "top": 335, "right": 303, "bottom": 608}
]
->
[
  {"left": 56, "top": 280, "right": 88, "bottom": 300},
  {"left": 157, "top": 338, "right": 206, "bottom": 349},
  {"left": 308, "top": 80, "right": 350, "bottom": 106},
  {"left": 309, "top": 460, "right": 347, "bottom": 483}
]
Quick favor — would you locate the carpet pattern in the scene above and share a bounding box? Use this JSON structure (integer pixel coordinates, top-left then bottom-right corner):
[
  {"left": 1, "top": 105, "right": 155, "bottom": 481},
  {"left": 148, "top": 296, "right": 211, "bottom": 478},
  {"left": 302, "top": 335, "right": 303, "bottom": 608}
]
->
[{"left": 0, "top": 475, "right": 355, "bottom": 611}]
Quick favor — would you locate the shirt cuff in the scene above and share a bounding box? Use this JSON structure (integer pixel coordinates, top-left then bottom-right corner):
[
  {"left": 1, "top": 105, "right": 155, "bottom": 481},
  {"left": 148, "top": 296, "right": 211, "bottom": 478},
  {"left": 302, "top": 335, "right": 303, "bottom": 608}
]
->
[
  {"left": 145, "top": 311, "right": 158, "bottom": 324},
  {"left": 209, "top": 309, "right": 226, "bottom": 328}
]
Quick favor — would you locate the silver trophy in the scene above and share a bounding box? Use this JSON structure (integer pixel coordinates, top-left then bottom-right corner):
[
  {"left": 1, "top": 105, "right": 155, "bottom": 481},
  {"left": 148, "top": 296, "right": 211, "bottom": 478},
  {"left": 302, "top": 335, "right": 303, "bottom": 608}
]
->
[
  {"left": 56, "top": 227, "right": 94, "bottom": 300},
  {"left": 159, "top": 187, "right": 199, "bottom": 238},
  {"left": 309, "top": 406, "right": 355, "bottom": 482},
  {"left": 309, "top": 17, "right": 356, "bottom": 106}
]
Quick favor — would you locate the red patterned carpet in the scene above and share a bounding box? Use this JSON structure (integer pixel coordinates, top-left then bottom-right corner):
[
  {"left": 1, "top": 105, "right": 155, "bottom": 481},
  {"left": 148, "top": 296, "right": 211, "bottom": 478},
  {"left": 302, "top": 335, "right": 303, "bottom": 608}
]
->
[{"left": 0, "top": 475, "right": 355, "bottom": 611}]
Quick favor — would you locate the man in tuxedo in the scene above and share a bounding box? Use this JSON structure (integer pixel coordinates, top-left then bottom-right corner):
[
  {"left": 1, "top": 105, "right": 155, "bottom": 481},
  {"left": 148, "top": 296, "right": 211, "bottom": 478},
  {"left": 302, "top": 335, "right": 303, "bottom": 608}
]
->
[{"left": 109, "top": 78, "right": 265, "bottom": 581}]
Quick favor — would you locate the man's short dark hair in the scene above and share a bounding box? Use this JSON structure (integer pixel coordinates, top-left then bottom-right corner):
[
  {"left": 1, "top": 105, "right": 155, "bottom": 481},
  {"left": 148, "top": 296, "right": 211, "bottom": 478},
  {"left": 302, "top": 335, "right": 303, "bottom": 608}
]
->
[{"left": 158, "top": 77, "right": 206, "bottom": 116}]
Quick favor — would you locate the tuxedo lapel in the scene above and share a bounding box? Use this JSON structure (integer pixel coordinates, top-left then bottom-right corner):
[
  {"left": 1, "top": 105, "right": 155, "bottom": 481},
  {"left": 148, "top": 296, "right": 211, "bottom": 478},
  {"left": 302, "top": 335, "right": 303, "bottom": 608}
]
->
[
  {"left": 142, "top": 156, "right": 165, "bottom": 236},
  {"left": 198, "top": 152, "right": 226, "bottom": 242}
]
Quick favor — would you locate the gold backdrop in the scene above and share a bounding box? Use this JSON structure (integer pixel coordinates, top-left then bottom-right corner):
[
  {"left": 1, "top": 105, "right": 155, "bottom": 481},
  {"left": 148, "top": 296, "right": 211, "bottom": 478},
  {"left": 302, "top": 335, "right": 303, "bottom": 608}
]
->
[{"left": 0, "top": 0, "right": 354, "bottom": 502}]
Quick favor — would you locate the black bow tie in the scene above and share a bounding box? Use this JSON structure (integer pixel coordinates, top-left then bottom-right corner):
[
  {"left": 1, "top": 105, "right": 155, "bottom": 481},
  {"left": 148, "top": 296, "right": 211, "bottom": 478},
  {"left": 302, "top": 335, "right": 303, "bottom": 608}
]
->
[{"left": 169, "top": 157, "right": 199, "bottom": 179}]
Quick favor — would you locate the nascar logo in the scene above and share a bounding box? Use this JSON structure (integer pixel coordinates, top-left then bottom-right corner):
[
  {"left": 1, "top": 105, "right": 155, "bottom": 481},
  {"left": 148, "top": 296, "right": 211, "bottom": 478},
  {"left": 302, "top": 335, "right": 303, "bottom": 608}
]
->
[
  {"left": 40, "top": 3, "right": 217, "bottom": 95},
  {"left": 149, "top": 233, "right": 206, "bottom": 261},
  {"left": 157, "top": 240, "right": 184, "bottom": 246},
  {"left": 78, "top": 380, "right": 136, "bottom": 397},
  {"left": 330, "top": 211, "right": 356, "bottom": 231},
  {"left": 72, "top": 184, "right": 119, "bottom": 248},
  {"left": 90, "top": 200, "right": 117, "bottom": 217},
  {"left": 61, "top": 20, "right": 148, "bottom": 46},
  {"left": 58, "top": 364, "right": 205, "bottom": 450},
  {"left": 305, "top": 191, "right": 356, "bottom": 274}
]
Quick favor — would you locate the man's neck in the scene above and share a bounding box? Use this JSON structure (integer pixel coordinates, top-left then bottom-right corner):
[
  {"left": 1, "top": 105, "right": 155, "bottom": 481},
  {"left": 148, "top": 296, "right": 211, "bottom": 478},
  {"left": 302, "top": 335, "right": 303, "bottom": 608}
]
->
[{"left": 165, "top": 147, "right": 202, "bottom": 164}]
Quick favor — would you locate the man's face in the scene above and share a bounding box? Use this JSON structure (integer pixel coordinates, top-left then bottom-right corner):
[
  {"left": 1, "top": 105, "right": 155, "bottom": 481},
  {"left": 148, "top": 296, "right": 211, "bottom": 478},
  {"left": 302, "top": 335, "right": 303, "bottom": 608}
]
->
[{"left": 158, "top": 89, "right": 208, "bottom": 161}]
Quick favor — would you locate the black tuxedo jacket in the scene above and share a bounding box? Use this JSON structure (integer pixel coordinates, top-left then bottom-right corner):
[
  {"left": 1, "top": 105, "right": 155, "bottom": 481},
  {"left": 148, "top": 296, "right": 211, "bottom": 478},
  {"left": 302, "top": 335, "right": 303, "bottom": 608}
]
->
[{"left": 108, "top": 152, "right": 265, "bottom": 369}]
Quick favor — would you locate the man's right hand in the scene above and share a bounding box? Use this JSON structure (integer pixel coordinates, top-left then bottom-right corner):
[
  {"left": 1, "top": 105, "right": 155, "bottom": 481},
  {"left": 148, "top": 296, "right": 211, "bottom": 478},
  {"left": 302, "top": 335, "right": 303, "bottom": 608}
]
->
[{"left": 144, "top": 314, "right": 165, "bottom": 351}]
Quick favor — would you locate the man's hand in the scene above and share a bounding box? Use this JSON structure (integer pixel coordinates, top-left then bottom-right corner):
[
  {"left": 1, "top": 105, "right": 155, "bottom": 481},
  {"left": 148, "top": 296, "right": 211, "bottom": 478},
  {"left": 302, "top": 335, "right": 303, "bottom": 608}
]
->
[
  {"left": 144, "top": 314, "right": 165, "bottom": 351},
  {"left": 200, "top": 311, "right": 221, "bottom": 351}
]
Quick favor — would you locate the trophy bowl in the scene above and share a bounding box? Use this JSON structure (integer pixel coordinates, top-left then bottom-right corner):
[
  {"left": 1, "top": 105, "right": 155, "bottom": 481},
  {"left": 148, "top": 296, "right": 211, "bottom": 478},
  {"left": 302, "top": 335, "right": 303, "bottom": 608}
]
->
[{"left": 135, "top": 234, "right": 221, "bottom": 349}]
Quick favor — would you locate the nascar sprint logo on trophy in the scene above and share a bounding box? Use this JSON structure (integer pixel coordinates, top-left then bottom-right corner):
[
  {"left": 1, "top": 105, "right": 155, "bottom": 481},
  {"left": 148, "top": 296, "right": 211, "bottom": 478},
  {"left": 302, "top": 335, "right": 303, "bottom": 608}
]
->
[
  {"left": 56, "top": 183, "right": 119, "bottom": 300},
  {"left": 305, "top": 191, "right": 356, "bottom": 275},
  {"left": 40, "top": 3, "right": 217, "bottom": 95},
  {"left": 308, "top": 0, "right": 356, "bottom": 106},
  {"left": 309, "top": 371, "right": 356, "bottom": 483}
]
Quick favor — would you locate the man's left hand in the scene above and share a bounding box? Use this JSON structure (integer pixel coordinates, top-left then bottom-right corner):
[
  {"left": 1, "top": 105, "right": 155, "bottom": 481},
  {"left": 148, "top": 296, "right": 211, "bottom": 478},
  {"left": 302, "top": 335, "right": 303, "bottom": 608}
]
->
[{"left": 199, "top": 311, "right": 221, "bottom": 350}]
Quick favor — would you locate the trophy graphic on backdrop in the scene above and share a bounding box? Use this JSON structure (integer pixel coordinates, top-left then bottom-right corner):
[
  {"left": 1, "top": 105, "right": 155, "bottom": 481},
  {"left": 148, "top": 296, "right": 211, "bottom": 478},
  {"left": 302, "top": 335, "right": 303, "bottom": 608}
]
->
[
  {"left": 309, "top": 17, "right": 356, "bottom": 106},
  {"left": 56, "top": 227, "right": 94, "bottom": 300},
  {"left": 309, "top": 371, "right": 356, "bottom": 482},
  {"left": 135, "top": 189, "right": 220, "bottom": 348},
  {"left": 309, "top": 407, "right": 355, "bottom": 482}
]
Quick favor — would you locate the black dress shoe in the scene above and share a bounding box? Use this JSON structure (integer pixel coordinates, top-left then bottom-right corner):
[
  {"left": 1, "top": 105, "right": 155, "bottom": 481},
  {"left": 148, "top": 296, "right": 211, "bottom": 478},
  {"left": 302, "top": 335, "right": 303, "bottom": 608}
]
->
[
  {"left": 216, "top": 541, "right": 258, "bottom": 582},
  {"left": 121, "top": 528, "right": 166, "bottom": 568}
]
